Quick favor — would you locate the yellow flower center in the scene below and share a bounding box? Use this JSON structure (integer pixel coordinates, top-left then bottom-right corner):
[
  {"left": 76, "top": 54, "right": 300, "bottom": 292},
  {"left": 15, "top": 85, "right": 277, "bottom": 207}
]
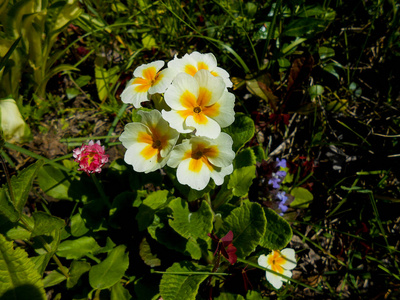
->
[{"left": 193, "top": 106, "right": 202, "bottom": 114}]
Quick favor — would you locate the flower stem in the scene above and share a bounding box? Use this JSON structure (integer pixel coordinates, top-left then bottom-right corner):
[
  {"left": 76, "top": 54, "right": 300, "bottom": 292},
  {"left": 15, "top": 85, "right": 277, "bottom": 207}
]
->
[{"left": 91, "top": 173, "right": 111, "bottom": 208}]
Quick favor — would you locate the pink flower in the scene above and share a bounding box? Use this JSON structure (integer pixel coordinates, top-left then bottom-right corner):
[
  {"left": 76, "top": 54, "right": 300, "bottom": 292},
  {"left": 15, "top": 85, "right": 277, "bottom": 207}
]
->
[{"left": 73, "top": 140, "right": 109, "bottom": 175}]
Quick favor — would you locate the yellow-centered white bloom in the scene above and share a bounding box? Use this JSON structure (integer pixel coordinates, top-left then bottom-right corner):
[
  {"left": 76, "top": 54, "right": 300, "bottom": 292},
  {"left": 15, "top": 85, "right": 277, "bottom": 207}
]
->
[
  {"left": 167, "top": 133, "right": 235, "bottom": 191},
  {"left": 121, "top": 61, "right": 174, "bottom": 108},
  {"left": 119, "top": 110, "right": 179, "bottom": 173},
  {"left": 168, "top": 51, "right": 233, "bottom": 88},
  {"left": 162, "top": 70, "right": 235, "bottom": 139},
  {"left": 258, "top": 248, "right": 297, "bottom": 290}
]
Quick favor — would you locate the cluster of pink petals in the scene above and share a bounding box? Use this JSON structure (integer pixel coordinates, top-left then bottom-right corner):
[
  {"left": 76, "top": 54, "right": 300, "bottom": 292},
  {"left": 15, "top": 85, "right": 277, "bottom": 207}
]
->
[{"left": 73, "top": 140, "right": 109, "bottom": 175}]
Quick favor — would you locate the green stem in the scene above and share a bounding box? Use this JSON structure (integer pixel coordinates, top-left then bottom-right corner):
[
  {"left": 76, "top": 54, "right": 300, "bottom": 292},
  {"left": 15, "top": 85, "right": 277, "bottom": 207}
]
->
[
  {"left": 91, "top": 173, "right": 111, "bottom": 208},
  {"left": 152, "top": 270, "right": 229, "bottom": 276}
]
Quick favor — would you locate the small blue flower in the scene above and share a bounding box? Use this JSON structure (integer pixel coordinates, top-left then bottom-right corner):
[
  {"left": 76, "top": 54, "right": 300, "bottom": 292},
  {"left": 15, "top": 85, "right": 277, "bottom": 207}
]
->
[
  {"left": 276, "top": 191, "right": 288, "bottom": 203},
  {"left": 276, "top": 158, "right": 287, "bottom": 169},
  {"left": 276, "top": 170, "right": 287, "bottom": 179},
  {"left": 268, "top": 174, "right": 281, "bottom": 189}
]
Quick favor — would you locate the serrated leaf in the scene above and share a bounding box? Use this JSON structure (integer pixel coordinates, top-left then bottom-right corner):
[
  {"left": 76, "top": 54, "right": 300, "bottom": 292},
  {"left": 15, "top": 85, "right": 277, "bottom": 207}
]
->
[
  {"left": 0, "top": 234, "right": 46, "bottom": 299},
  {"left": 222, "top": 114, "right": 255, "bottom": 152},
  {"left": 260, "top": 208, "right": 292, "bottom": 250},
  {"left": 219, "top": 201, "right": 266, "bottom": 258},
  {"left": 234, "top": 148, "right": 256, "bottom": 169},
  {"left": 159, "top": 262, "right": 208, "bottom": 300},
  {"left": 290, "top": 187, "right": 314, "bottom": 208},
  {"left": 31, "top": 212, "right": 65, "bottom": 238},
  {"left": 67, "top": 261, "right": 91, "bottom": 289},
  {"left": 228, "top": 166, "right": 256, "bottom": 197},
  {"left": 89, "top": 245, "right": 129, "bottom": 290},
  {"left": 168, "top": 198, "right": 213, "bottom": 240},
  {"left": 168, "top": 199, "right": 213, "bottom": 260},
  {"left": 57, "top": 236, "right": 101, "bottom": 260}
]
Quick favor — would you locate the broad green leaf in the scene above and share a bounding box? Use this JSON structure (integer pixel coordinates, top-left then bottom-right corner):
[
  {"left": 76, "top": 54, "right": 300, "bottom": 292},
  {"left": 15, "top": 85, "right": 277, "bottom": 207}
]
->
[
  {"left": 223, "top": 113, "right": 255, "bottom": 152},
  {"left": 260, "top": 208, "right": 292, "bottom": 250},
  {"left": 0, "top": 234, "right": 46, "bottom": 299},
  {"left": 31, "top": 212, "right": 65, "bottom": 238},
  {"left": 290, "top": 187, "right": 314, "bottom": 208},
  {"left": 89, "top": 245, "right": 129, "bottom": 290},
  {"left": 214, "top": 293, "right": 245, "bottom": 300},
  {"left": 142, "top": 34, "right": 157, "bottom": 49},
  {"left": 57, "top": 236, "right": 101, "bottom": 260},
  {"left": 228, "top": 166, "right": 256, "bottom": 197},
  {"left": 168, "top": 199, "right": 213, "bottom": 260},
  {"left": 139, "top": 237, "right": 161, "bottom": 267},
  {"left": 37, "top": 164, "right": 74, "bottom": 201},
  {"left": 31, "top": 254, "right": 52, "bottom": 277},
  {"left": 234, "top": 148, "right": 256, "bottom": 169},
  {"left": 168, "top": 198, "right": 213, "bottom": 240},
  {"left": 67, "top": 260, "right": 91, "bottom": 289},
  {"left": 70, "top": 210, "right": 89, "bottom": 237},
  {"left": 111, "top": 282, "right": 132, "bottom": 300},
  {"left": 159, "top": 262, "right": 208, "bottom": 300},
  {"left": 43, "top": 269, "right": 66, "bottom": 288},
  {"left": 319, "top": 46, "right": 335, "bottom": 60},
  {"left": 0, "top": 188, "right": 19, "bottom": 225},
  {"left": 219, "top": 201, "right": 266, "bottom": 258},
  {"left": 246, "top": 290, "right": 263, "bottom": 299},
  {"left": 136, "top": 190, "right": 169, "bottom": 231},
  {"left": 308, "top": 85, "right": 324, "bottom": 99}
]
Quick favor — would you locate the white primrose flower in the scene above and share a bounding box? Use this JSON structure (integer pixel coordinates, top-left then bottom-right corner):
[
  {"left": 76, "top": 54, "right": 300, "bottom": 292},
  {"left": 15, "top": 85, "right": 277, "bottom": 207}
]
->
[
  {"left": 162, "top": 69, "right": 235, "bottom": 139},
  {"left": 168, "top": 51, "right": 233, "bottom": 88},
  {"left": 121, "top": 60, "right": 174, "bottom": 108},
  {"left": 167, "top": 133, "right": 235, "bottom": 191},
  {"left": 119, "top": 110, "right": 179, "bottom": 173},
  {"left": 258, "top": 248, "right": 297, "bottom": 290}
]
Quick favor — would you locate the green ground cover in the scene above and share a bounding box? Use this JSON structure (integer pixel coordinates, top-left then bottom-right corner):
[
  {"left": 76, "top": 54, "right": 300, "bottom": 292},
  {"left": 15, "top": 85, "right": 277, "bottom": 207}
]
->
[{"left": 0, "top": 0, "right": 399, "bottom": 299}]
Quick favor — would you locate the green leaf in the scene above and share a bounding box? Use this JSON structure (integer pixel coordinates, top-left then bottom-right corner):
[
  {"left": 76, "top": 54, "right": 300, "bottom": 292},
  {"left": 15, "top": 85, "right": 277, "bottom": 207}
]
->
[
  {"left": 37, "top": 164, "right": 75, "bottom": 201},
  {"left": 260, "top": 208, "right": 292, "bottom": 250},
  {"left": 95, "top": 59, "right": 120, "bottom": 102},
  {"left": 318, "top": 46, "right": 335, "bottom": 60},
  {"left": 67, "top": 261, "right": 91, "bottom": 289},
  {"left": 139, "top": 237, "right": 161, "bottom": 267},
  {"left": 308, "top": 85, "right": 324, "bottom": 99},
  {"left": 283, "top": 18, "right": 328, "bottom": 38},
  {"left": 0, "top": 187, "right": 19, "bottom": 225},
  {"left": 219, "top": 201, "right": 266, "bottom": 258},
  {"left": 222, "top": 113, "right": 255, "bottom": 152},
  {"left": 159, "top": 262, "right": 209, "bottom": 300},
  {"left": 168, "top": 198, "right": 213, "bottom": 240},
  {"left": 89, "top": 245, "right": 129, "bottom": 290},
  {"left": 31, "top": 212, "right": 65, "bottom": 238},
  {"left": 57, "top": 236, "right": 101, "bottom": 260},
  {"left": 70, "top": 210, "right": 89, "bottom": 237},
  {"left": 290, "top": 187, "right": 314, "bottom": 208},
  {"left": 136, "top": 190, "right": 169, "bottom": 231},
  {"left": 234, "top": 148, "right": 256, "bottom": 169},
  {"left": 111, "top": 282, "right": 132, "bottom": 300},
  {"left": 168, "top": 199, "right": 213, "bottom": 260},
  {"left": 228, "top": 166, "right": 256, "bottom": 197},
  {"left": 0, "top": 234, "right": 46, "bottom": 300},
  {"left": 43, "top": 268, "right": 66, "bottom": 288},
  {"left": 214, "top": 293, "right": 245, "bottom": 300}
]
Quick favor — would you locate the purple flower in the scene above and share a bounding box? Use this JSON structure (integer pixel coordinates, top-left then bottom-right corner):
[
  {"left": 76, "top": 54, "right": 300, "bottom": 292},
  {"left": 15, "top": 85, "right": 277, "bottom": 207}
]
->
[
  {"left": 268, "top": 174, "right": 281, "bottom": 189},
  {"left": 276, "top": 170, "right": 287, "bottom": 178},
  {"left": 276, "top": 191, "right": 288, "bottom": 203},
  {"left": 276, "top": 158, "right": 287, "bottom": 169}
]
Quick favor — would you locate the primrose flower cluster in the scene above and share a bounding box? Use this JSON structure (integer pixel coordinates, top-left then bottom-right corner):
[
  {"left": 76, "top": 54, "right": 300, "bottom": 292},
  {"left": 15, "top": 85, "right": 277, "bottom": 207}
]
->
[{"left": 119, "top": 52, "right": 236, "bottom": 190}]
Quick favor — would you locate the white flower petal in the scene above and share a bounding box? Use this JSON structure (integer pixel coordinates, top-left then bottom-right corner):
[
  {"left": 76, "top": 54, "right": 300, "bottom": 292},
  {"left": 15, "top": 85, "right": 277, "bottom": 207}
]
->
[
  {"left": 176, "top": 158, "right": 211, "bottom": 190},
  {"left": 124, "top": 143, "right": 159, "bottom": 173},
  {"left": 194, "top": 69, "right": 225, "bottom": 106},
  {"left": 280, "top": 248, "right": 297, "bottom": 270},
  {"left": 266, "top": 271, "right": 283, "bottom": 290},
  {"left": 186, "top": 114, "right": 221, "bottom": 139},
  {"left": 119, "top": 123, "right": 150, "bottom": 149},
  {"left": 212, "top": 66, "right": 233, "bottom": 88},
  {"left": 162, "top": 110, "right": 194, "bottom": 134},
  {"left": 210, "top": 164, "right": 233, "bottom": 186},
  {"left": 167, "top": 140, "right": 191, "bottom": 168},
  {"left": 207, "top": 91, "right": 235, "bottom": 128},
  {"left": 258, "top": 254, "right": 268, "bottom": 268},
  {"left": 133, "top": 60, "right": 164, "bottom": 78},
  {"left": 207, "top": 133, "right": 235, "bottom": 167},
  {"left": 148, "top": 68, "right": 175, "bottom": 94},
  {"left": 164, "top": 73, "right": 199, "bottom": 110},
  {"left": 190, "top": 52, "right": 218, "bottom": 72}
]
